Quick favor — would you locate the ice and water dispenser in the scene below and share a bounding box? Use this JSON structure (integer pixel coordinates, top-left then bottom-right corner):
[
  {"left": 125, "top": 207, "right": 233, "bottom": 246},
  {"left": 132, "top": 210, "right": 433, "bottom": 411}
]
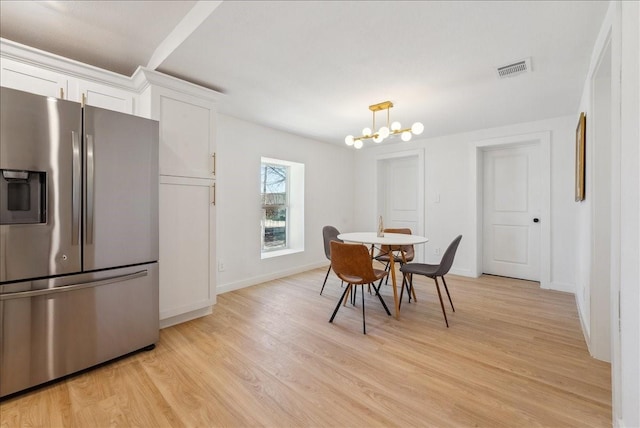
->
[{"left": 0, "top": 169, "right": 46, "bottom": 224}]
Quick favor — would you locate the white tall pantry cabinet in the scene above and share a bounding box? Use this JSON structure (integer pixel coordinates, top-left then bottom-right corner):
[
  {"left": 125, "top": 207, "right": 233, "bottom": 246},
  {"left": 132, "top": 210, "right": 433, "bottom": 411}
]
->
[
  {"left": 134, "top": 69, "right": 220, "bottom": 327},
  {"left": 1, "top": 39, "right": 220, "bottom": 328}
]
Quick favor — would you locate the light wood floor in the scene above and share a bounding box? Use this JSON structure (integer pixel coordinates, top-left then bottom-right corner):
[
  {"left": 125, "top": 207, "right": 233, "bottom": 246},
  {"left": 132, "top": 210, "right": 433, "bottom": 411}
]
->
[{"left": 0, "top": 268, "right": 611, "bottom": 427}]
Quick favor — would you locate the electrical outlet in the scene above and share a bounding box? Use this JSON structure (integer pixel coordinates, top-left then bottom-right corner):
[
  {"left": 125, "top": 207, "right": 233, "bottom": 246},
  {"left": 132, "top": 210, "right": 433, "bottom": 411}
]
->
[
  {"left": 435, "top": 248, "right": 441, "bottom": 255},
  {"left": 218, "top": 261, "right": 225, "bottom": 272}
]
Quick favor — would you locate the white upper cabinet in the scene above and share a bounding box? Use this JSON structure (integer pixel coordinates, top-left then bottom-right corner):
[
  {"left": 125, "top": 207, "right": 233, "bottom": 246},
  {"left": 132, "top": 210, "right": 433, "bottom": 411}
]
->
[
  {"left": 133, "top": 69, "right": 221, "bottom": 179},
  {"left": 1, "top": 58, "right": 67, "bottom": 98},
  {"left": 157, "top": 91, "right": 216, "bottom": 178},
  {"left": 71, "top": 79, "right": 134, "bottom": 114},
  {"left": 1, "top": 39, "right": 136, "bottom": 114}
]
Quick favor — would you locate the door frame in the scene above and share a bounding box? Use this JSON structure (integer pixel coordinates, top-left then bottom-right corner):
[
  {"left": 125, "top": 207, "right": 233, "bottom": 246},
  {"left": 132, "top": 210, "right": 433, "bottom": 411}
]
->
[
  {"left": 470, "top": 131, "right": 551, "bottom": 289},
  {"left": 375, "top": 149, "right": 425, "bottom": 262}
]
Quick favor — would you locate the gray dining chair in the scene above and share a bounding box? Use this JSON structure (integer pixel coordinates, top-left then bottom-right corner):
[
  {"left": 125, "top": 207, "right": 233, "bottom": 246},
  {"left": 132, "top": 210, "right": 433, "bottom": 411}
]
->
[
  {"left": 399, "top": 235, "right": 462, "bottom": 327},
  {"left": 320, "top": 225, "right": 343, "bottom": 295}
]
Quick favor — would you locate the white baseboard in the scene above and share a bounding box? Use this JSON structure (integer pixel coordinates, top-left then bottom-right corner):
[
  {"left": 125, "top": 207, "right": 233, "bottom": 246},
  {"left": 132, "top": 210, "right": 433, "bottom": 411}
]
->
[
  {"left": 216, "top": 261, "right": 328, "bottom": 295},
  {"left": 544, "top": 281, "right": 576, "bottom": 293},
  {"left": 160, "top": 306, "right": 212, "bottom": 329},
  {"left": 218, "top": 264, "right": 476, "bottom": 295},
  {"left": 575, "top": 293, "right": 591, "bottom": 352},
  {"left": 449, "top": 267, "right": 474, "bottom": 277}
]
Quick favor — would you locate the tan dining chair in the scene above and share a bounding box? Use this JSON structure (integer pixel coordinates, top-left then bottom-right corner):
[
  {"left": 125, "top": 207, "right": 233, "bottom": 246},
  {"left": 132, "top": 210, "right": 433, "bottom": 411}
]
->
[
  {"left": 320, "top": 225, "right": 343, "bottom": 295},
  {"left": 399, "top": 235, "right": 462, "bottom": 327},
  {"left": 374, "top": 228, "right": 415, "bottom": 266},
  {"left": 329, "top": 241, "right": 391, "bottom": 334},
  {"left": 374, "top": 227, "right": 416, "bottom": 297}
]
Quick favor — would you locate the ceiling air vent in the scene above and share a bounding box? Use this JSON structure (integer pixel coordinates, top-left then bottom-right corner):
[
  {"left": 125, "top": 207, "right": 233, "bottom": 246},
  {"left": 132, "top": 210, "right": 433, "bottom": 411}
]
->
[{"left": 496, "top": 58, "right": 531, "bottom": 79}]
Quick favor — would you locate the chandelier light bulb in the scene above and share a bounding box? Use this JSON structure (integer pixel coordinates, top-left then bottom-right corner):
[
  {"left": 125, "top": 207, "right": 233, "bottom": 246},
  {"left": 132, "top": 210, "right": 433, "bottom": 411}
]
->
[
  {"left": 344, "top": 101, "right": 422, "bottom": 148},
  {"left": 411, "top": 122, "right": 424, "bottom": 135}
]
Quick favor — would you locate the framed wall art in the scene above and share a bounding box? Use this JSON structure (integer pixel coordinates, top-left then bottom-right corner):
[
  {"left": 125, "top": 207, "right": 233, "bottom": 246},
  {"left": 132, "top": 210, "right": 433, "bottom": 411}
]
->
[{"left": 575, "top": 112, "right": 586, "bottom": 201}]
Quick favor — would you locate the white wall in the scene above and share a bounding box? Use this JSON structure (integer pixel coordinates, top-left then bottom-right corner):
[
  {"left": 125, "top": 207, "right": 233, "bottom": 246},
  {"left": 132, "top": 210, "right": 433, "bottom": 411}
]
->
[
  {"left": 352, "top": 115, "right": 578, "bottom": 290},
  {"left": 618, "top": 0, "right": 639, "bottom": 424},
  {"left": 575, "top": 1, "right": 639, "bottom": 426},
  {"left": 615, "top": 2, "right": 639, "bottom": 426},
  {"left": 215, "top": 114, "right": 355, "bottom": 293},
  {"left": 575, "top": 0, "right": 616, "bottom": 363}
]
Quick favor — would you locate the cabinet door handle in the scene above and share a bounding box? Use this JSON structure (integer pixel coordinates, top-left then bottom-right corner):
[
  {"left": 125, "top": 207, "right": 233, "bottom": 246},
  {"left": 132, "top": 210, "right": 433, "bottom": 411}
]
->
[
  {"left": 211, "top": 183, "right": 216, "bottom": 206},
  {"left": 59, "top": 87, "right": 64, "bottom": 99},
  {"left": 212, "top": 153, "right": 216, "bottom": 176}
]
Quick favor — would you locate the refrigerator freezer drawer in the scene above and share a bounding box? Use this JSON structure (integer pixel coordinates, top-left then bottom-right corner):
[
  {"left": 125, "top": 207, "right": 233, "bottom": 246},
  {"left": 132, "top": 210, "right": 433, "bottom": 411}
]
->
[{"left": 0, "top": 263, "right": 159, "bottom": 397}]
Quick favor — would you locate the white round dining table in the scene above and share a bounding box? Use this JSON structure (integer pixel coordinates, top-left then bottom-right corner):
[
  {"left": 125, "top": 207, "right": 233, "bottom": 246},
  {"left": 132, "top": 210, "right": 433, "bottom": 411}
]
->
[{"left": 337, "top": 232, "right": 429, "bottom": 319}]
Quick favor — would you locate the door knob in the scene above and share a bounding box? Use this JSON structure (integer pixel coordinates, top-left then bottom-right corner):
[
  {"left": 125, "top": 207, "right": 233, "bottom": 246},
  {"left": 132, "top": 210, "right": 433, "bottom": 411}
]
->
[{"left": 533, "top": 218, "right": 540, "bottom": 223}]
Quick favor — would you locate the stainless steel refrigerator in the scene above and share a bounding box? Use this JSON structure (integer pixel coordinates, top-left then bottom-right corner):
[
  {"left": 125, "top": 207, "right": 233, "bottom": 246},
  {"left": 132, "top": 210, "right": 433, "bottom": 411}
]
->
[{"left": 0, "top": 87, "right": 159, "bottom": 397}]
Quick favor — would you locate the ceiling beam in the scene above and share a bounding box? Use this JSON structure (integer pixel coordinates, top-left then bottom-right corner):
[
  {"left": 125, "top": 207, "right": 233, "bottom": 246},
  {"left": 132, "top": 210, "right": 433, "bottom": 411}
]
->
[{"left": 146, "top": 0, "right": 222, "bottom": 70}]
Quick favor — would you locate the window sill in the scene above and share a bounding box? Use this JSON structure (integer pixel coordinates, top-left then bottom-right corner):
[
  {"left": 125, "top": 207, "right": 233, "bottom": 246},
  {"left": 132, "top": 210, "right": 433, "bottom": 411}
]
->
[{"left": 261, "top": 247, "right": 303, "bottom": 260}]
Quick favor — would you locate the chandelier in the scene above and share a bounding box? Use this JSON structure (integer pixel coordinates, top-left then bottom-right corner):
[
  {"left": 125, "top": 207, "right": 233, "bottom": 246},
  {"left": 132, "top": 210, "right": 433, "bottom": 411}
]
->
[{"left": 345, "top": 101, "right": 424, "bottom": 149}]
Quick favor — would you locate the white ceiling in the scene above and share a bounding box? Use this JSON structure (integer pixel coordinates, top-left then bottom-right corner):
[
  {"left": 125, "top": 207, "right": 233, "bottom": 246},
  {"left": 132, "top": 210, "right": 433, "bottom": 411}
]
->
[{"left": 0, "top": 1, "right": 609, "bottom": 145}]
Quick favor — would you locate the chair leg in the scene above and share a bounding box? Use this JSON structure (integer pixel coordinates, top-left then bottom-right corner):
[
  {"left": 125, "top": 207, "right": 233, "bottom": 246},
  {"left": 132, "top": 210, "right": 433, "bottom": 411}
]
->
[
  {"left": 371, "top": 282, "right": 391, "bottom": 316},
  {"left": 377, "top": 262, "right": 389, "bottom": 288},
  {"left": 384, "top": 261, "right": 391, "bottom": 285},
  {"left": 399, "top": 273, "right": 414, "bottom": 309},
  {"left": 404, "top": 271, "right": 413, "bottom": 303},
  {"left": 343, "top": 284, "right": 352, "bottom": 307},
  {"left": 441, "top": 276, "right": 455, "bottom": 312},
  {"left": 410, "top": 272, "right": 417, "bottom": 302},
  {"left": 320, "top": 265, "right": 331, "bottom": 295},
  {"left": 330, "top": 284, "right": 351, "bottom": 323},
  {"left": 361, "top": 284, "right": 366, "bottom": 334},
  {"left": 433, "top": 277, "right": 449, "bottom": 327},
  {"left": 352, "top": 285, "right": 358, "bottom": 306}
]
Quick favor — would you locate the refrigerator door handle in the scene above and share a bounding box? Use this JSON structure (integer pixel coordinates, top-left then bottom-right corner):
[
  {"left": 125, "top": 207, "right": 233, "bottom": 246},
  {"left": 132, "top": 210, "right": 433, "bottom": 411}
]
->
[
  {"left": 0, "top": 270, "right": 148, "bottom": 300},
  {"left": 72, "top": 131, "right": 81, "bottom": 245},
  {"left": 86, "top": 134, "right": 95, "bottom": 245}
]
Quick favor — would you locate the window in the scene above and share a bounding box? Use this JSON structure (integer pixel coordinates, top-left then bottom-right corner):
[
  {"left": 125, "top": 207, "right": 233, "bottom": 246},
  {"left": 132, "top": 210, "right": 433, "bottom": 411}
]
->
[
  {"left": 261, "top": 162, "right": 289, "bottom": 251},
  {"left": 260, "top": 157, "right": 304, "bottom": 258}
]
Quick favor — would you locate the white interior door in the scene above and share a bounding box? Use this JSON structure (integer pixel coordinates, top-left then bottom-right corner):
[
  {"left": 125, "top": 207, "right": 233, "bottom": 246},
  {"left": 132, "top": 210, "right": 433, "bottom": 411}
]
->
[
  {"left": 483, "top": 144, "right": 540, "bottom": 281},
  {"left": 382, "top": 156, "right": 419, "bottom": 233},
  {"left": 377, "top": 155, "right": 423, "bottom": 262}
]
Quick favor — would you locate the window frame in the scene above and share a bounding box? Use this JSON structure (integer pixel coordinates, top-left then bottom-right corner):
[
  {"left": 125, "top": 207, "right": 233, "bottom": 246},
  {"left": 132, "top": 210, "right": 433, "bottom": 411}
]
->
[
  {"left": 260, "top": 157, "right": 305, "bottom": 259},
  {"left": 261, "top": 161, "right": 290, "bottom": 252}
]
